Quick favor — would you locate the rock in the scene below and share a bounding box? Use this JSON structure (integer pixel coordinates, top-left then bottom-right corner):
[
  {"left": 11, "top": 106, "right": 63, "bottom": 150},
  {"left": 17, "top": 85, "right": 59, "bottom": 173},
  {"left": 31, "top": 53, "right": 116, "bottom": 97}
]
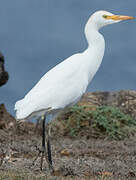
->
[
  {"left": 80, "top": 90, "right": 136, "bottom": 117},
  {"left": 0, "top": 104, "right": 15, "bottom": 129},
  {"left": 0, "top": 52, "right": 9, "bottom": 87}
]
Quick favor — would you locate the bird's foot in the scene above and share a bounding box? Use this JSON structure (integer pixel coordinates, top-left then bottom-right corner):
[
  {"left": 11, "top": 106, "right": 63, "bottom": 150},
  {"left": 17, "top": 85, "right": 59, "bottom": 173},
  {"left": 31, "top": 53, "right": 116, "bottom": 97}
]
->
[
  {"left": 32, "top": 145, "right": 54, "bottom": 172},
  {"left": 32, "top": 146, "right": 42, "bottom": 166},
  {"left": 41, "top": 147, "right": 54, "bottom": 172}
]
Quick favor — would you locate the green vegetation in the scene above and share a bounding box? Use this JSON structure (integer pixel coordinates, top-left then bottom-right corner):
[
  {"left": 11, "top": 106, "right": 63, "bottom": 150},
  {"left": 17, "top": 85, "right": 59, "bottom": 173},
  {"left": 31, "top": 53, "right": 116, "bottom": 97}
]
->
[{"left": 57, "top": 105, "right": 136, "bottom": 140}]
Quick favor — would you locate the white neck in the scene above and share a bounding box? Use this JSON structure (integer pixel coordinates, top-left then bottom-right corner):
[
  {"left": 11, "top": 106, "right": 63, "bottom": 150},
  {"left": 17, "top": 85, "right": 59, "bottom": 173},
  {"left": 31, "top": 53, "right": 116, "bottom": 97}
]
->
[
  {"left": 83, "top": 21, "right": 105, "bottom": 83},
  {"left": 85, "top": 21, "right": 105, "bottom": 47}
]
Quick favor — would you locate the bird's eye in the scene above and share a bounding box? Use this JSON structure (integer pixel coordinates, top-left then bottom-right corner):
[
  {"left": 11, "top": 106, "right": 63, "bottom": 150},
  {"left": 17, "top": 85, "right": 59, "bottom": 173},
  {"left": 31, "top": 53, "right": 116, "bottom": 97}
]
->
[{"left": 103, "top": 15, "right": 108, "bottom": 19}]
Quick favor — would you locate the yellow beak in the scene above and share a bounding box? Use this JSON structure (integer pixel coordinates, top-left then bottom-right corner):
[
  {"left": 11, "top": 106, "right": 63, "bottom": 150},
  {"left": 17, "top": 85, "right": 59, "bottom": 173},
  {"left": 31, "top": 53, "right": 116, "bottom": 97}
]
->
[{"left": 106, "top": 15, "right": 135, "bottom": 21}]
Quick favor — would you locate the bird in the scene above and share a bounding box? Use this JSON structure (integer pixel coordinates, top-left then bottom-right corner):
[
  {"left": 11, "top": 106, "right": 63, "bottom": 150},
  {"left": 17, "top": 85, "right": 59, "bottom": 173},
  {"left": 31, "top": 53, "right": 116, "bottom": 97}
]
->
[{"left": 15, "top": 10, "right": 135, "bottom": 171}]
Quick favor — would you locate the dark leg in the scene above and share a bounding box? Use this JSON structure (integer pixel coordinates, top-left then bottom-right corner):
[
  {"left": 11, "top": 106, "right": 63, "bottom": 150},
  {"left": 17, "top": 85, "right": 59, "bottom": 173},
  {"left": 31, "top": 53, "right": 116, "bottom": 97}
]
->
[
  {"left": 40, "top": 115, "right": 49, "bottom": 170},
  {"left": 41, "top": 115, "right": 54, "bottom": 171},
  {"left": 46, "top": 125, "right": 54, "bottom": 171},
  {"left": 32, "top": 115, "right": 54, "bottom": 171},
  {"left": 32, "top": 147, "right": 42, "bottom": 166},
  {"left": 47, "top": 137, "right": 52, "bottom": 165},
  {"left": 42, "top": 115, "right": 46, "bottom": 149}
]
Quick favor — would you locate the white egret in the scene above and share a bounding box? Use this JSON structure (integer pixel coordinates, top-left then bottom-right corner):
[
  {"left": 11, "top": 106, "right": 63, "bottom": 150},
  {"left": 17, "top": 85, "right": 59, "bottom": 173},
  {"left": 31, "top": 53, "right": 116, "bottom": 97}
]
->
[{"left": 15, "top": 10, "right": 135, "bottom": 171}]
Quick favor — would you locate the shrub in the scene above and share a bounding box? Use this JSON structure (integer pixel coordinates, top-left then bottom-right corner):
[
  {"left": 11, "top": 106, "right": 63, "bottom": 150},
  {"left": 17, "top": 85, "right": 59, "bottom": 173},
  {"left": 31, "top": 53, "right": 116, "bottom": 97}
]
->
[{"left": 59, "top": 105, "right": 136, "bottom": 140}]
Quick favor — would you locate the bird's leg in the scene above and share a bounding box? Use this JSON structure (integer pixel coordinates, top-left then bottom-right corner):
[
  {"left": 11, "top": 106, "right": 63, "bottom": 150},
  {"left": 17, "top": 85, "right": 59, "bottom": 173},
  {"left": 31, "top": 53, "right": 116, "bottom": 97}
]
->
[
  {"left": 32, "top": 146, "right": 42, "bottom": 166},
  {"left": 40, "top": 114, "right": 49, "bottom": 170},
  {"left": 46, "top": 124, "right": 54, "bottom": 171},
  {"left": 32, "top": 115, "right": 54, "bottom": 171}
]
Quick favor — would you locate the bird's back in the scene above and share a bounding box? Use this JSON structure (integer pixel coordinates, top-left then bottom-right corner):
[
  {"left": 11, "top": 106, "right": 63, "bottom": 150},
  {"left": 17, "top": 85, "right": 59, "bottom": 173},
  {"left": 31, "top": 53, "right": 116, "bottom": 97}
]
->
[{"left": 15, "top": 53, "right": 88, "bottom": 120}]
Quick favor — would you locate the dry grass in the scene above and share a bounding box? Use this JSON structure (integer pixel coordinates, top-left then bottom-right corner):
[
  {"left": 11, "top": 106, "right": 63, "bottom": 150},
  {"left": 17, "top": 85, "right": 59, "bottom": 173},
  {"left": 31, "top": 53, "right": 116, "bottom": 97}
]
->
[{"left": 0, "top": 170, "right": 115, "bottom": 180}]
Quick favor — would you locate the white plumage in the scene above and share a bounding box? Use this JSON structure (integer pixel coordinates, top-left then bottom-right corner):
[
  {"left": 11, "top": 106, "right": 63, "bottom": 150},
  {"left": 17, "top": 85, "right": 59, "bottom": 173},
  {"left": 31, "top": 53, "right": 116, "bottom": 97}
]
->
[{"left": 15, "top": 10, "right": 134, "bottom": 120}]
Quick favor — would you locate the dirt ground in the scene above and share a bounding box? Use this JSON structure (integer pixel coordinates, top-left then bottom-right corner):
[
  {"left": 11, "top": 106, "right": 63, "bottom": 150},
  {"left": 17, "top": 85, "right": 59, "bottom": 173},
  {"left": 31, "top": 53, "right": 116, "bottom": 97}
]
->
[
  {"left": 0, "top": 91, "right": 136, "bottom": 179},
  {"left": 0, "top": 123, "right": 136, "bottom": 180}
]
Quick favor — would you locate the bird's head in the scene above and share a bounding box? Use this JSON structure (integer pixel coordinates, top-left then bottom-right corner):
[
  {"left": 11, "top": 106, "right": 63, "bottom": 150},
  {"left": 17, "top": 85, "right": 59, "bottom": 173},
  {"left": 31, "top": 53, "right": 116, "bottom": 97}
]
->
[{"left": 88, "top": 10, "right": 135, "bottom": 29}]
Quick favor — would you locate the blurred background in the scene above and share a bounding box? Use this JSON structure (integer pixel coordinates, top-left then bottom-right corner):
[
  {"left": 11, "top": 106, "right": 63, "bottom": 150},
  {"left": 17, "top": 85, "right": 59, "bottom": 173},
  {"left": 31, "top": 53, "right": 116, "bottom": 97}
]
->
[{"left": 0, "top": 0, "right": 136, "bottom": 116}]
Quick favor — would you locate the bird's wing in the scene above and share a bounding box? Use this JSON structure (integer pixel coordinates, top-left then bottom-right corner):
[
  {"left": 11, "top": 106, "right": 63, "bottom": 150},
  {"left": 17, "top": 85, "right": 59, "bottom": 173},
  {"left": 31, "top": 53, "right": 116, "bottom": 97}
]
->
[{"left": 15, "top": 53, "right": 88, "bottom": 120}]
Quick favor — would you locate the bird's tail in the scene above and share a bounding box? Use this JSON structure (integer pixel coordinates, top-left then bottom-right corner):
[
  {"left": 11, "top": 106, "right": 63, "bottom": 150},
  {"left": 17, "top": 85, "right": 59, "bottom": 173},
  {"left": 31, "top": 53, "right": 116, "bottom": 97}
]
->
[
  {"left": 15, "top": 99, "right": 31, "bottom": 120},
  {"left": 14, "top": 99, "right": 24, "bottom": 110}
]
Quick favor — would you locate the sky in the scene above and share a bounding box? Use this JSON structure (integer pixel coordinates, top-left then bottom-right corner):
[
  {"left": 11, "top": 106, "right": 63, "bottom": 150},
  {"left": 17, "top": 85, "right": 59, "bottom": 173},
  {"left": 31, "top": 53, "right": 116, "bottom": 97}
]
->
[{"left": 0, "top": 0, "right": 136, "bottom": 116}]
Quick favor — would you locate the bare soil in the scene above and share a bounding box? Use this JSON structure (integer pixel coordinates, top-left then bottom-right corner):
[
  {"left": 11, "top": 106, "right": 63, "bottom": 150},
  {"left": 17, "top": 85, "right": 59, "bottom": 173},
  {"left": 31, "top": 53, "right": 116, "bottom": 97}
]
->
[
  {"left": 0, "top": 91, "right": 136, "bottom": 179},
  {"left": 0, "top": 125, "right": 136, "bottom": 180}
]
